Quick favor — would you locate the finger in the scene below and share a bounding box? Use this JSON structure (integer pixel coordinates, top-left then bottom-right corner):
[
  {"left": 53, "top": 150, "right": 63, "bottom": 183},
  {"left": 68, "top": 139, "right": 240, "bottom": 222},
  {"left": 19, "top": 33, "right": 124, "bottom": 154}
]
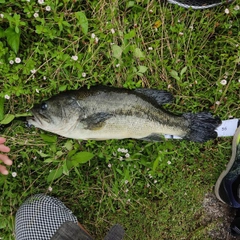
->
[
  {"left": 0, "top": 154, "right": 12, "bottom": 165},
  {"left": 0, "top": 165, "right": 9, "bottom": 175},
  {"left": 0, "top": 137, "right": 6, "bottom": 144},
  {"left": 0, "top": 144, "right": 10, "bottom": 153}
]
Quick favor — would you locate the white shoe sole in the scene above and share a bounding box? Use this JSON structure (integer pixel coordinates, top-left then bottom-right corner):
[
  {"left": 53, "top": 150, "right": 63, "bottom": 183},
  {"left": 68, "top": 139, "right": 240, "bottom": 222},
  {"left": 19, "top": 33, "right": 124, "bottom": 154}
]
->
[{"left": 167, "top": 0, "right": 233, "bottom": 9}]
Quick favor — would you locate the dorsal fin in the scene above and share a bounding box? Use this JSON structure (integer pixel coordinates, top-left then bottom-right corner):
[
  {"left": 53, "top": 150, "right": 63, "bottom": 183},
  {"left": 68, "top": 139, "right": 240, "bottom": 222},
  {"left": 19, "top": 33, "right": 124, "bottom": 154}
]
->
[{"left": 134, "top": 88, "right": 174, "bottom": 105}]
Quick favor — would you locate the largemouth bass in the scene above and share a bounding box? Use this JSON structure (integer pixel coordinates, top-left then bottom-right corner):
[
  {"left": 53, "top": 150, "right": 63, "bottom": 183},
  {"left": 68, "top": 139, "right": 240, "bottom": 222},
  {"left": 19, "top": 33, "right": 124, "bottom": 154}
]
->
[{"left": 27, "top": 86, "right": 221, "bottom": 142}]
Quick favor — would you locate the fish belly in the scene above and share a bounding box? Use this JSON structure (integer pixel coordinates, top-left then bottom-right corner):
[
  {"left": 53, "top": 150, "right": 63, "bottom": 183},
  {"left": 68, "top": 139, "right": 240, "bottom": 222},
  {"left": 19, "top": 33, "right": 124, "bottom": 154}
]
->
[{"left": 66, "top": 115, "right": 187, "bottom": 140}]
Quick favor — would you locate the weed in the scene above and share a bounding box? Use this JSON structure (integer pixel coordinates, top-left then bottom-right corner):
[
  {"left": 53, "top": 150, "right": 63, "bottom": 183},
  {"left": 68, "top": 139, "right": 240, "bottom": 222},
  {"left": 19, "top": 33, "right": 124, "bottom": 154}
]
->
[{"left": 0, "top": 0, "right": 239, "bottom": 239}]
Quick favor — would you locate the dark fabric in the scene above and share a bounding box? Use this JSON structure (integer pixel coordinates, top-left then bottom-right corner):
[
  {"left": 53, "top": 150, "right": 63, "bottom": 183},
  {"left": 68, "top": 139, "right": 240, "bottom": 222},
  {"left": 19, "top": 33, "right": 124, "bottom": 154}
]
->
[
  {"left": 104, "top": 224, "right": 125, "bottom": 240},
  {"left": 51, "top": 221, "right": 94, "bottom": 240},
  {"left": 51, "top": 222, "right": 125, "bottom": 240}
]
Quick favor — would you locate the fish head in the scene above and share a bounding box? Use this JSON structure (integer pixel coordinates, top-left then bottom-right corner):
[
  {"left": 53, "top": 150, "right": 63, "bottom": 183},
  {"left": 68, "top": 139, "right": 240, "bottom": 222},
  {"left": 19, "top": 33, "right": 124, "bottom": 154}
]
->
[{"left": 27, "top": 93, "right": 80, "bottom": 135}]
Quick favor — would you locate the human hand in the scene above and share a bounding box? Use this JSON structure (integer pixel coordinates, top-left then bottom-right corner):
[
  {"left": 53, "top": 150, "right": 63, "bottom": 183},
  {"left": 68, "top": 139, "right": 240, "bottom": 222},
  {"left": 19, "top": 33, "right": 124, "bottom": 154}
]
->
[{"left": 0, "top": 137, "right": 12, "bottom": 175}]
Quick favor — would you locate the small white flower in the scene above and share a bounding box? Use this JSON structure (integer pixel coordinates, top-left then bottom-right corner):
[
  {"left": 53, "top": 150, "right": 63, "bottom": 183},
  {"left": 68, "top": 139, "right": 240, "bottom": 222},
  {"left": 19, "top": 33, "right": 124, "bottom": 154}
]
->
[
  {"left": 91, "top": 33, "right": 96, "bottom": 39},
  {"left": 36, "top": 89, "right": 39, "bottom": 93},
  {"left": 234, "top": 5, "right": 239, "bottom": 11},
  {"left": 4, "top": 95, "right": 10, "bottom": 100},
  {"left": 179, "top": 32, "right": 184, "bottom": 36},
  {"left": 149, "top": 9, "right": 153, "bottom": 13},
  {"left": 94, "top": 37, "right": 99, "bottom": 44},
  {"left": 116, "top": 63, "right": 120, "bottom": 68},
  {"left": 146, "top": 183, "right": 150, "bottom": 188},
  {"left": 15, "top": 57, "right": 21, "bottom": 63},
  {"left": 125, "top": 180, "right": 129, "bottom": 184},
  {"left": 168, "top": 84, "right": 172, "bottom": 89},
  {"left": 110, "top": 42, "right": 115, "bottom": 46},
  {"left": 154, "top": 180, "right": 157, "bottom": 184},
  {"left": 224, "top": 72, "right": 229, "bottom": 78},
  {"left": 45, "top": 6, "right": 51, "bottom": 11},
  {"left": 71, "top": 55, "right": 78, "bottom": 61},
  {"left": 12, "top": 172, "right": 17, "bottom": 177},
  {"left": 149, "top": 174, "right": 152, "bottom": 179},
  {"left": 177, "top": 19, "right": 181, "bottom": 23},
  {"left": 225, "top": 8, "right": 230, "bottom": 14},
  {"left": 17, "top": 162, "right": 23, "bottom": 168},
  {"left": 110, "top": 28, "right": 115, "bottom": 34},
  {"left": 9, "top": 60, "right": 14, "bottom": 65},
  {"left": 127, "top": 199, "right": 131, "bottom": 203},
  {"left": 26, "top": 0, "right": 30, "bottom": 2},
  {"left": 34, "top": 12, "right": 39, "bottom": 18},
  {"left": 238, "top": 79, "right": 240, "bottom": 83},
  {"left": 125, "top": 189, "right": 129, "bottom": 193},
  {"left": 43, "top": 76, "right": 46, "bottom": 80},
  {"left": 215, "top": 101, "right": 221, "bottom": 105},
  {"left": 38, "top": 0, "right": 44, "bottom": 4},
  {"left": 148, "top": 47, "right": 153, "bottom": 50},
  {"left": 167, "top": 161, "right": 171, "bottom": 165},
  {"left": 108, "top": 163, "right": 112, "bottom": 168},
  {"left": 220, "top": 79, "right": 227, "bottom": 85},
  {"left": 119, "top": 156, "right": 123, "bottom": 161},
  {"left": 48, "top": 186, "right": 53, "bottom": 192},
  {"left": 0, "top": 13, "right": 4, "bottom": 18},
  {"left": 125, "top": 153, "right": 130, "bottom": 158},
  {"left": 189, "top": 25, "right": 194, "bottom": 30},
  {"left": 219, "top": 89, "right": 222, "bottom": 93},
  {"left": 82, "top": 72, "right": 86, "bottom": 77},
  {"left": 31, "top": 69, "right": 36, "bottom": 74}
]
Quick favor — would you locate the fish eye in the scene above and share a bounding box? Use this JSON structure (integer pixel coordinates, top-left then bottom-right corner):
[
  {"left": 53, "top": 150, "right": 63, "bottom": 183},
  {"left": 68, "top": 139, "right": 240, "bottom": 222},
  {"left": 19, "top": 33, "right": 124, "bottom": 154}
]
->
[{"left": 41, "top": 102, "right": 48, "bottom": 110}]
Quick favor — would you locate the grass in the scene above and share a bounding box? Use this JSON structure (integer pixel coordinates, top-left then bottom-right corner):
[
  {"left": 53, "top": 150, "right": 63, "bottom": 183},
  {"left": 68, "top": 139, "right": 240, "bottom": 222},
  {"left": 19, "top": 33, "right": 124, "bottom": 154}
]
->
[{"left": 0, "top": 0, "right": 239, "bottom": 239}]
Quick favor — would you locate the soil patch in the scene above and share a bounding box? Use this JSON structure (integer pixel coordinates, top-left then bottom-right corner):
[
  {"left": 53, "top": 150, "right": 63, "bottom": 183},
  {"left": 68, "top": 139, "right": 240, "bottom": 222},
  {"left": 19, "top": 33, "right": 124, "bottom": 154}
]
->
[{"left": 203, "top": 192, "right": 239, "bottom": 239}]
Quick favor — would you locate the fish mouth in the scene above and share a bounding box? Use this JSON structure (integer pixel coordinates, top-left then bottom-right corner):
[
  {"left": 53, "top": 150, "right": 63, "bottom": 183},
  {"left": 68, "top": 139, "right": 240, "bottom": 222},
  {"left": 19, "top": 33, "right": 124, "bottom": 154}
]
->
[{"left": 27, "top": 110, "right": 51, "bottom": 126}]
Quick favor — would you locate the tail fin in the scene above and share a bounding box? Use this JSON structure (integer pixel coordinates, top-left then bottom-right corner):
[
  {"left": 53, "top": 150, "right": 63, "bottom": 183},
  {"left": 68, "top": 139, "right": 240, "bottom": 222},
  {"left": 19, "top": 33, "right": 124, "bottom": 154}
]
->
[{"left": 183, "top": 112, "right": 221, "bottom": 142}]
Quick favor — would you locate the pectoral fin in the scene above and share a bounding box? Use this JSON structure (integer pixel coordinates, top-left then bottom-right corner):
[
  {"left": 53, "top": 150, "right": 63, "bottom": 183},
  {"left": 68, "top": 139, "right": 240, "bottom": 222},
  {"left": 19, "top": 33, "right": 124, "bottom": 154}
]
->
[
  {"left": 134, "top": 88, "right": 174, "bottom": 105},
  {"left": 82, "top": 112, "right": 113, "bottom": 130}
]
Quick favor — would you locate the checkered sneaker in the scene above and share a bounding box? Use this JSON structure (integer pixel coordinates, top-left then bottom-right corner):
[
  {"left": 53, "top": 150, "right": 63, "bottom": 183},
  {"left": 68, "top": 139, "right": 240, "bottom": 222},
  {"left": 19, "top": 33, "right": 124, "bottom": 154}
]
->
[{"left": 15, "top": 194, "right": 78, "bottom": 240}]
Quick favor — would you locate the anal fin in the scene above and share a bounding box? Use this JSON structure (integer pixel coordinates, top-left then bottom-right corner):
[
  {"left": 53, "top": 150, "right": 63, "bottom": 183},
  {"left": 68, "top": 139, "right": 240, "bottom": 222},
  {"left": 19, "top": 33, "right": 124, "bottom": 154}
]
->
[{"left": 139, "top": 133, "right": 164, "bottom": 142}]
